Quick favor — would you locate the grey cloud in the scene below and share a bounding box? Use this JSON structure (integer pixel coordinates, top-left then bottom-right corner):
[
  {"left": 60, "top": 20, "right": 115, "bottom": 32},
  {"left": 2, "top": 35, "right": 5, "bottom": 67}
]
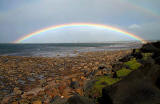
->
[
  {"left": 0, "top": 0, "right": 160, "bottom": 43},
  {"left": 127, "top": 21, "right": 160, "bottom": 40}
]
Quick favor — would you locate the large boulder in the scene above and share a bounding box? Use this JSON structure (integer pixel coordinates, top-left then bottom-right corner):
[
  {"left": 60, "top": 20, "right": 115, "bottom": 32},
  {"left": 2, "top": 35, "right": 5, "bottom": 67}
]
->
[
  {"left": 100, "top": 59, "right": 160, "bottom": 104},
  {"left": 140, "top": 43, "right": 159, "bottom": 53},
  {"left": 140, "top": 42, "right": 160, "bottom": 59},
  {"left": 152, "top": 41, "right": 160, "bottom": 49},
  {"left": 66, "top": 95, "right": 95, "bottom": 104}
]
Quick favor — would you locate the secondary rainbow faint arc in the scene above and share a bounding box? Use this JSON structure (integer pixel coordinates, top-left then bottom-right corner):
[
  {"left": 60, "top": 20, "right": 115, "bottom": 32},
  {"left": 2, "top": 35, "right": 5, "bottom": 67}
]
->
[{"left": 14, "top": 23, "right": 147, "bottom": 43}]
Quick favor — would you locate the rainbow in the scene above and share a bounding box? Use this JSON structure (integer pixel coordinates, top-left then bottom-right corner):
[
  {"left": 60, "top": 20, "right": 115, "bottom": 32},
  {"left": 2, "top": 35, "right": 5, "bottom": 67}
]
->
[{"left": 13, "top": 23, "right": 147, "bottom": 43}]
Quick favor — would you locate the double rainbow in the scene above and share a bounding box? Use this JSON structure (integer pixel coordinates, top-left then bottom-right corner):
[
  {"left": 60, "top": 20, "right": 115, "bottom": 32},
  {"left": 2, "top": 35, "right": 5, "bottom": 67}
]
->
[{"left": 14, "top": 23, "right": 147, "bottom": 43}]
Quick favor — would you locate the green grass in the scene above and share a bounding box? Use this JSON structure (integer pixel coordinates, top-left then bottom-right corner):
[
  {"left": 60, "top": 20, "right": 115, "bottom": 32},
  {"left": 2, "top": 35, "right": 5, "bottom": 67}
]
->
[
  {"left": 142, "top": 53, "right": 153, "bottom": 60},
  {"left": 124, "top": 58, "right": 141, "bottom": 70},
  {"left": 117, "top": 68, "right": 132, "bottom": 77}
]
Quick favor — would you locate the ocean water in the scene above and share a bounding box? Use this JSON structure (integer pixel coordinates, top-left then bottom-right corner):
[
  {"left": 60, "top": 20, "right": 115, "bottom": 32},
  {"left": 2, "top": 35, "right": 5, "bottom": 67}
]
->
[{"left": 0, "top": 43, "right": 142, "bottom": 57}]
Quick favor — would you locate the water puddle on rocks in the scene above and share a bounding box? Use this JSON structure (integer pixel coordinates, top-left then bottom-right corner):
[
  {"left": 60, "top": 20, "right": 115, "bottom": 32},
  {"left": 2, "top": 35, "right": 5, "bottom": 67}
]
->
[
  {"left": 36, "top": 75, "right": 45, "bottom": 80},
  {"left": 17, "top": 79, "right": 26, "bottom": 85},
  {"left": 27, "top": 77, "right": 36, "bottom": 82}
]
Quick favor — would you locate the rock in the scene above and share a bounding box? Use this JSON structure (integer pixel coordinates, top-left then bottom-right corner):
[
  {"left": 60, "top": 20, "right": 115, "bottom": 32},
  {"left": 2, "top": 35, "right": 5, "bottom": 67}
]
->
[
  {"left": 21, "top": 93, "right": 35, "bottom": 99},
  {"left": 141, "top": 43, "right": 159, "bottom": 53},
  {"left": 66, "top": 95, "right": 95, "bottom": 104},
  {"left": 141, "top": 42, "right": 160, "bottom": 59},
  {"left": 18, "top": 99, "right": 30, "bottom": 104},
  {"left": 11, "top": 101, "right": 18, "bottom": 104},
  {"left": 21, "top": 88, "right": 44, "bottom": 99},
  {"left": 131, "top": 49, "right": 143, "bottom": 59},
  {"left": 98, "top": 65, "right": 106, "bottom": 70},
  {"left": 61, "top": 88, "right": 72, "bottom": 98},
  {"left": 32, "top": 100, "right": 42, "bottom": 104},
  {"left": 1, "top": 96, "right": 11, "bottom": 104},
  {"left": 50, "top": 96, "right": 67, "bottom": 104},
  {"left": 152, "top": 41, "right": 160, "bottom": 49},
  {"left": 71, "top": 78, "right": 76, "bottom": 82},
  {"left": 94, "top": 70, "right": 103, "bottom": 76},
  {"left": 13, "top": 87, "right": 22, "bottom": 95},
  {"left": 83, "top": 80, "right": 96, "bottom": 97},
  {"left": 111, "top": 70, "right": 117, "bottom": 78},
  {"left": 100, "top": 62, "right": 160, "bottom": 104},
  {"left": 43, "top": 98, "right": 50, "bottom": 104},
  {"left": 80, "top": 76, "right": 85, "bottom": 80},
  {"left": 46, "top": 77, "right": 53, "bottom": 82},
  {"left": 75, "top": 88, "right": 83, "bottom": 96},
  {"left": 119, "top": 54, "right": 132, "bottom": 62},
  {"left": 70, "top": 81, "right": 79, "bottom": 89},
  {"left": 84, "top": 66, "right": 88, "bottom": 69},
  {"left": 155, "top": 56, "right": 160, "bottom": 65},
  {"left": 45, "top": 88, "right": 55, "bottom": 98},
  {"left": 112, "top": 62, "right": 124, "bottom": 71},
  {"left": 95, "top": 62, "right": 99, "bottom": 65}
]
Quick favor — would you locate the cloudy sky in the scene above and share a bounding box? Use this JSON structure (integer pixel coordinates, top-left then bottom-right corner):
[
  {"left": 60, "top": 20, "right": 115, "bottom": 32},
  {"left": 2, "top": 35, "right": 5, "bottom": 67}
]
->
[{"left": 0, "top": 0, "right": 160, "bottom": 43}]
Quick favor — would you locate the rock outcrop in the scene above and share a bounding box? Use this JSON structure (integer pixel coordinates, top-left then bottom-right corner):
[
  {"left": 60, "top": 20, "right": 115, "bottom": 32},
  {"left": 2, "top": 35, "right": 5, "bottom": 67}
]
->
[
  {"left": 66, "top": 95, "right": 95, "bottom": 104},
  {"left": 100, "top": 41, "right": 160, "bottom": 104}
]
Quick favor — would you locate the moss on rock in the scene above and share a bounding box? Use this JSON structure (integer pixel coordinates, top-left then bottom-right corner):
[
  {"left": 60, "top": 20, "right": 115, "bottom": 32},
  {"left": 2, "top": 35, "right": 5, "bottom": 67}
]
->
[
  {"left": 124, "top": 58, "right": 141, "bottom": 70},
  {"left": 142, "top": 53, "right": 153, "bottom": 61},
  {"left": 117, "top": 68, "right": 132, "bottom": 77},
  {"left": 90, "top": 76, "right": 121, "bottom": 97}
]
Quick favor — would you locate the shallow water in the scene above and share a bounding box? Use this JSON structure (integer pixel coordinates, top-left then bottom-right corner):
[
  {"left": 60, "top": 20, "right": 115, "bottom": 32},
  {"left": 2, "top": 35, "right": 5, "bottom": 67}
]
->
[{"left": 0, "top": 43, "right": 142, "bottom": 57}]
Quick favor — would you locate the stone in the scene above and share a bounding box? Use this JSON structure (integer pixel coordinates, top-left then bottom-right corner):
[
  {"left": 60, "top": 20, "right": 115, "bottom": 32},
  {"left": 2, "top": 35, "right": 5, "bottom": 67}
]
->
[
  {"left": 50, "top": 96, "right": 67, "bottom": 104},
  {"left": 1, "top": 96, "right": 11, "bottom": 104},
  {"left": 45, "top": 88, "right": 55, "bottom": 98},
  {"left": 71, "top": 78, "right": 76, "bottom": 82},
  {"left": 13, "top": 87, "right": 22, "bottom": 95},
  {"left": 46, "top": 77, "right": 53, "bottom": 82},
  {"left": 66, "top": 95, "right": 95, "bottom": 104},
  {"left": 11, "top": 101, "right": 18, "bottom": 104},
  {"left": 98, "top": 65, "right": 106, "bottom": 70},
  {"left": 18, "top": 99, "right": 30, "bottom": 104},
  {"left": 84, "top": 66, "right": 88, "bottom": 69},
  {"left": 80, "top": 76, "right": 85, "bottom": 80},
  {"left": 61, "top": 88, "right": 72, "bottom": 98},
  {"left": 70, "top": 81, "right": 80, "bottom": 89},
  {"left": 32, "top": 100, "right": 42, "bottom": 104},
  {"left": 75, "top": 88, "right": 83, "bottom": 96}
]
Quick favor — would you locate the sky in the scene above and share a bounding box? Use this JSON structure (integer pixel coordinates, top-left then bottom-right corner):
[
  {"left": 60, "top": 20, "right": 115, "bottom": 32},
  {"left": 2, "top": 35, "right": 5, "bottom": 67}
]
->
[{"left": 0, "top": 0, "right": 160, "bottom": 43}]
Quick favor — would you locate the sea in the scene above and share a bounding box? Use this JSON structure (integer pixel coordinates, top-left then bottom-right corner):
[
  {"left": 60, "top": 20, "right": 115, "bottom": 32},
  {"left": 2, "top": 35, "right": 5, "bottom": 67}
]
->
[{"left": 0, "top": 42, "right": 142, "bottom": 57}]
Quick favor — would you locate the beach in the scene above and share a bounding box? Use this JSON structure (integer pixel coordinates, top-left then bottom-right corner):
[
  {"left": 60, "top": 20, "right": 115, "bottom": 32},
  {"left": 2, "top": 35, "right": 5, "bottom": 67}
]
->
[{"left": 0, "top": 50, "right": 132, "bottom": 103}]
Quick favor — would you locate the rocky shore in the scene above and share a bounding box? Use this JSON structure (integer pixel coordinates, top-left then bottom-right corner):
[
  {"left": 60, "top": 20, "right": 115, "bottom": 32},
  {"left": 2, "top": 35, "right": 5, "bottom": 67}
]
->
[
  {"left": 1, "top": 41, "right": 160, "bottom": 104},
  {"left": 0, "top": 50, "right": 131, "bottom": 104}
]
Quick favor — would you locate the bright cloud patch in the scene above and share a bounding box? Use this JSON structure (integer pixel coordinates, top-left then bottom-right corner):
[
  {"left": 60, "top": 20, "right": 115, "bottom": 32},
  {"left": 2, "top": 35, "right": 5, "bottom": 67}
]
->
[{"left": 128, "top": 24, "right": 141, "bottom": 29}]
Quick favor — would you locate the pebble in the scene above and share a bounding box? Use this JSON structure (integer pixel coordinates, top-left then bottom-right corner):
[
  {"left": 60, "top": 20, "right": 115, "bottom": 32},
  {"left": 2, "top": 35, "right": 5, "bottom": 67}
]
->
[{"left": 32, "top": 100, "right": 42, "bottom": 104}]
